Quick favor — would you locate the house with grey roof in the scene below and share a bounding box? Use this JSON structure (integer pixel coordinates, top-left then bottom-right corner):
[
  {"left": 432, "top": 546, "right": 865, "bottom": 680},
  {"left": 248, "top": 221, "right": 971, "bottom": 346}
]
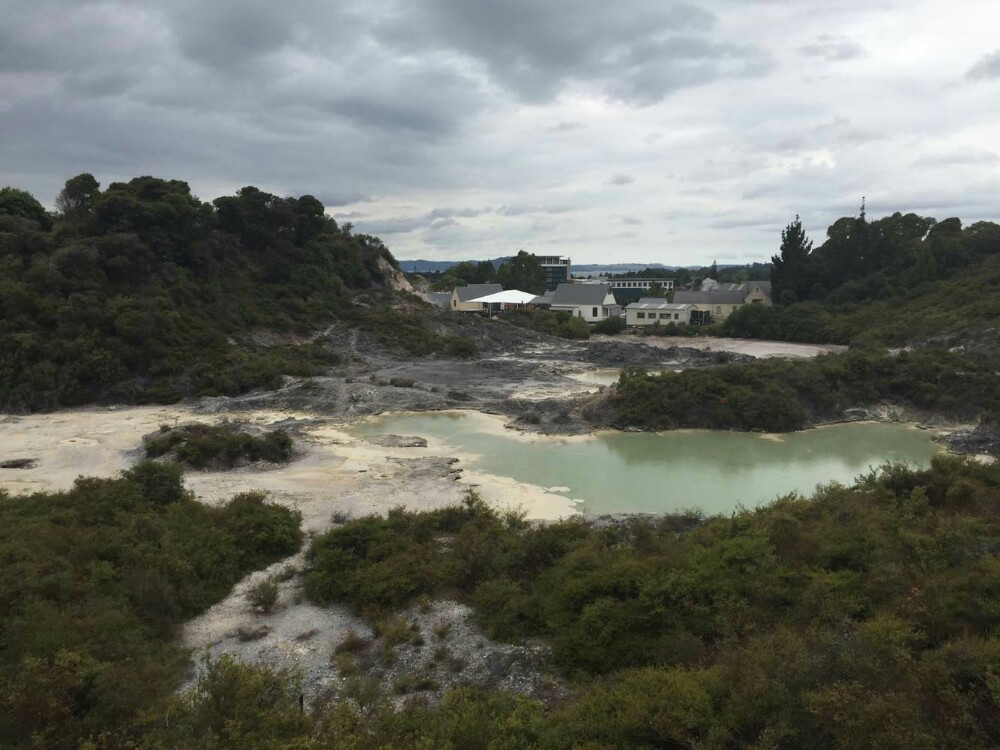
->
[
  {"left": 549, "top": 283, "right": 621, "bottom": 323},
  {"left": 625, "top": 300, "right": 693, "bottom": 327},
  {"left": 449, "top": 283, "right": 503, "bottom": 312},
  {"left": 673, "top": 280, "right": 772, "bottom": 323}
]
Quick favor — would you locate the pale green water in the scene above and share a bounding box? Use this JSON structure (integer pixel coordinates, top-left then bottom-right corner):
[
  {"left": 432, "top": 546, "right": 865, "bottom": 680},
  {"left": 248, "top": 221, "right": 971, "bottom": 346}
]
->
[{"left": 352, "top": 413, "right": 942, "bottom": 516}]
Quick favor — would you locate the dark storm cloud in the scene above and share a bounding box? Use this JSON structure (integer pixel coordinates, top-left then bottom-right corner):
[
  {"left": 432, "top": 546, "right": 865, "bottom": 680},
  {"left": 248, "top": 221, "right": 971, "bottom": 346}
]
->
[
  {"left": 609, "top": 174, "right": 636, "bottom": 186},
  {"left": 966, "top": 50, "right": 1000, "bottom": 80}
]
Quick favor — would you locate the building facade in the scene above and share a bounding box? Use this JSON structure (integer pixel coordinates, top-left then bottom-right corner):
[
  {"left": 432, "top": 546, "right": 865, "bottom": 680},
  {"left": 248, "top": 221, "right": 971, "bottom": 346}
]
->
[
  {"left": 537, "top": 256, "right": 572, "bottom": 291},
  {"left": 549, "top": 283, "right": 621, "bottom": 322},
  {"left": 625, "top": 300, "right": 693, "bottom": 326}
]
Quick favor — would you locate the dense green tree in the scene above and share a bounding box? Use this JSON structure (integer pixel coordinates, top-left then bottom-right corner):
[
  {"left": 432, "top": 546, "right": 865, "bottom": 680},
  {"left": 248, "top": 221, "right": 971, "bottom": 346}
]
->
[
  {"left": 497, "top": 250, "right": 545, "bottom": 294},
  {"left": 0, "top": 186, "right": 51, "bottom": 229},
  {"left": 0, "top": 174, "right": 407, "bottom": 411},
  {"left": 54, "top": 173, "right": 100, "bottom": 223},
  {"left": 771, "top": 215, "right": 814, "bottom": 304}
]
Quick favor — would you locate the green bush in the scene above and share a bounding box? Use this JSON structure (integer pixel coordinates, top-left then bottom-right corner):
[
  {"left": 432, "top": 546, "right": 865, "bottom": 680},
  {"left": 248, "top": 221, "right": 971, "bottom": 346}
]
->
[
  {"left": 246, "top": 577, "right": 280, "bottom": 614},
  {"left": 0, "top": 469, "right": 302, "bottom": 748},
  {"left": 606, "top": 347, "right": 1000, "bottom": 432},
  {"left": 592, "top": 315, "right": 626, "bottom": 334},
  {"left": 499, "top": 309, "right": 591, "bottom": 339},
  {"left": 144, "top": 423, "right": 294, "bottom": 469}
]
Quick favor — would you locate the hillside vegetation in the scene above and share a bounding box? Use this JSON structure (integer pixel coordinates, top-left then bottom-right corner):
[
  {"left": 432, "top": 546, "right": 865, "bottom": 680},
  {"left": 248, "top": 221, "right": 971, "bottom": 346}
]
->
[
  {"left": 722, "top": 212, "right": 1000, "bottom": 345},
  {"left": 600, "top": 347, "right": 1000, "bottom": 433},
  {"left": 0, "top": 175, "right": 455, "bottom": 412},
  {"left": 0, "top": 463, "right": 301, "bottom": 748},
  {"left": 7, "top": 459, "right": 1000, "bottom": 748},
  {"left": 140, "top": 457, "right": 1000, "bottom": 749}
]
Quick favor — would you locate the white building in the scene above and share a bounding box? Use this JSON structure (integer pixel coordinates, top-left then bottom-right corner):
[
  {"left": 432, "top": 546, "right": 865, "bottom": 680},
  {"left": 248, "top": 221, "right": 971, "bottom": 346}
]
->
[
  {"left": 625, "top": 300, "right": 693, "bottom": 326},
  {"left": 579, "top": 277, "right": 674, "bottom": 291},
  {"left": 549, "top": 283, "right": 621, "bottom": 322}
]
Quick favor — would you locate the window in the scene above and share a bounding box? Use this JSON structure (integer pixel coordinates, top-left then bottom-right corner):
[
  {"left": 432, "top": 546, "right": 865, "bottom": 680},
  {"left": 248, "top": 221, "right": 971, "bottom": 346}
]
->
[
  {"left": 660, "top": 313, "right": 669, "bottom": 319},
  {"left": 592, "top": 307, "right": 598, "bottom": 317},
  {"left": 674, "top": 313, "right": 679, "bottom": 320},
  {"left": 602, "top": 308, "right": 608, "bottom": 316},
  {"left": 637, "top": 312, "right": 646, "bottom": 319},
  {"left": 715, "top": 306, "right": 721, "bottom": 314}
]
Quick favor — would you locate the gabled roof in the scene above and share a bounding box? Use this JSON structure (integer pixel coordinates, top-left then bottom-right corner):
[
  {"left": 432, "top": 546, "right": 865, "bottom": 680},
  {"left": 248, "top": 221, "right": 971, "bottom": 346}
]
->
[
  {"left": 745, "top": 280, "right": 772, "bottom": 294},
  {"left": 626, "top": 301, "right": 693, "bottom": 310},
  {"left": 549, "top": 283, "right": 612, "bottom": 306},
  {"left": 454, "top": 283, "right": 503, "bottom": 302},
  {"left": 637, "top": 297, "right": 669, "bottom": 305},
  {"left": 425, "top": 292, "right": 452, "bottom": 308},
  {"left": 532, "top": 290, "right": 555, "bottom": 305},
  {"left": 673, "top": 289, "right": 747, "bottom": 305}
]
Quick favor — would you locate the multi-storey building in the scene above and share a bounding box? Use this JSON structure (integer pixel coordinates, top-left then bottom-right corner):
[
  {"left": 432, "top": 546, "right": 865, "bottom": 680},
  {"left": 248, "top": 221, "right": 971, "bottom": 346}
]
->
[{"left": 536, "top": 256, "right": 571, "bottom": 291}]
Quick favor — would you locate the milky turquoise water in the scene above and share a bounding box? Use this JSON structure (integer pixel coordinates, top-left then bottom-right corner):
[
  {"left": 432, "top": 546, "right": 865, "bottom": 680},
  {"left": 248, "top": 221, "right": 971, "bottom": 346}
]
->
[{"left": 352, "top": 413, "right": 942, "bottom": 516}]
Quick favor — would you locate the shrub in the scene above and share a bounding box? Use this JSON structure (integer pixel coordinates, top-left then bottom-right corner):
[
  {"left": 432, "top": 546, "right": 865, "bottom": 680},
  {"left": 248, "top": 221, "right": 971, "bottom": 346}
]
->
[
  {"left": 144, "top": 423, "right": 294, "bottom": 469},
  {"left": 592, "top": 315, "right": 626, "bottom": 334},
  {"left": 247, "top": 578, "right": 280, "bottom": 614}
]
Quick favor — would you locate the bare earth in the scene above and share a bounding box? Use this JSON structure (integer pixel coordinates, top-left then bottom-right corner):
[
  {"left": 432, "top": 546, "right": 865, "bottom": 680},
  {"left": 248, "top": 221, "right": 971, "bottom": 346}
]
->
[{"left": 593, "top": 334, "right": 848, "bottom": 359}]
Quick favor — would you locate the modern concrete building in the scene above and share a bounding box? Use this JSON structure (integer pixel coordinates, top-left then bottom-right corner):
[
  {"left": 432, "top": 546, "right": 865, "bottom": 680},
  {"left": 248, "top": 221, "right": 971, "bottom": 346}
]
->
[{"left": 536, "top": 256, "right": 572, "bottom": 291}]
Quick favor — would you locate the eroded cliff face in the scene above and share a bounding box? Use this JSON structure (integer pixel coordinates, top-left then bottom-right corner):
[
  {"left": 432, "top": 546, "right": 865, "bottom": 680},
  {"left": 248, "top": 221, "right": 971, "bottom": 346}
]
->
[{"left": 377, "top": 255, "right": 415, "bottom": 293}]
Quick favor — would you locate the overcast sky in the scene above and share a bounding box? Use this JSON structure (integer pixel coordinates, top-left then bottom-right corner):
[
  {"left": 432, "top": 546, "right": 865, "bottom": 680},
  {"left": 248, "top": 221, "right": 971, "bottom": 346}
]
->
[{"left": 2, "top": 0, "right": 1000, "bottom": 265}]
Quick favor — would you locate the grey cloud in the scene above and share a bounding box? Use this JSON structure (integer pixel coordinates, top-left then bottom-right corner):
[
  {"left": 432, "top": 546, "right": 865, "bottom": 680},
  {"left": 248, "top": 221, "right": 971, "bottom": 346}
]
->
[
  {"left": 798, "top": 35, "right": 865, "bottom": 62},
  {"left": 621, "top": 215, "right": 643, "bottom": 225},
  {"left": 913, "top": 150, "right": 1000, "bottom": 168},
  {"left": 352, "top": 216, "right": 428, "bottom": 234},
  {"left": 306, "top": 192, "right": 373, "bottom": 207},
  {"left": 609, "top": 174, "right": 636, "bottom": 186},
  {"left": 333, "top": 211, "right": 369, "bottom": 219},
  {"left": 547, "top": 121, "right": 586, "bottom": 132},
  {"left": 378, "top": 0, "right": 768, "bottom": 104},
  {"left": 497, "top": 204, "right": 575, "bottom": 216},
  {"left": 967, "top": 50, "right": 1000, "bottom": 80},
  {"left": 427, "top": 207, "right": 492, "bottom": 219}
]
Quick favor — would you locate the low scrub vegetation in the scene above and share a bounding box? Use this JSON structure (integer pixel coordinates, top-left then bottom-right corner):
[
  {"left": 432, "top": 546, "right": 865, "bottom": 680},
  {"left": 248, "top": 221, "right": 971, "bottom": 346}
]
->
[
  {"left": 591, "top": 315, "right": 626, "bottom": 334},
  {"left": 144, "top": 422, "right": 294, "bottom": 469},
  {"left": 0, "top": 462, "right": 302, "bottom": 748},
  {"left": 499, "top": 308, "right": 591, "bottom": 339},
  {"left": 147, "top": 456, "right": 1000, "bottom": 749},
  {"left": 605, "top": 347, "right": 1000, "bottom": 432}
]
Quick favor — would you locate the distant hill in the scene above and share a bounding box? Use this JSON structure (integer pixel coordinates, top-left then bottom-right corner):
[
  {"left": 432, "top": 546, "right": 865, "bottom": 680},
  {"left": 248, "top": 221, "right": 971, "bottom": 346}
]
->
[
  {"left": 399, "top": 259, "right": 751, "bottom": 276},
  {"left": 399, "top": 257, "right": 512, "bottom": 273}
]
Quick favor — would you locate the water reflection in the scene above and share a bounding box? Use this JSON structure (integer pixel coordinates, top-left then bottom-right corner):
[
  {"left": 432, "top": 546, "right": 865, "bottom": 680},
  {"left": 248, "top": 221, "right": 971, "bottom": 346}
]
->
[{"left": 352, "top": 414, "right": 941, "bottom": 516}]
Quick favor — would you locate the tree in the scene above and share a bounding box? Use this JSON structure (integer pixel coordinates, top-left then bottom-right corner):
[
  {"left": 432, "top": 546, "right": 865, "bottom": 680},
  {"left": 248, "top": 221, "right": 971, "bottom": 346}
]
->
[
  {"left": 771, "top": 216, "right": 814, "bottom": 304},
  {"left": 496, "top": 250, "right": 545, "bottom": 294},
  {"left": 0, "top": 187, "right": 51, "bottom": 229},
  {"left": 709, "top": 260, "right": 719, "bottom": 279},
  {"left": 55, "top": 173, "right": 100, "bottom": 222}
]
